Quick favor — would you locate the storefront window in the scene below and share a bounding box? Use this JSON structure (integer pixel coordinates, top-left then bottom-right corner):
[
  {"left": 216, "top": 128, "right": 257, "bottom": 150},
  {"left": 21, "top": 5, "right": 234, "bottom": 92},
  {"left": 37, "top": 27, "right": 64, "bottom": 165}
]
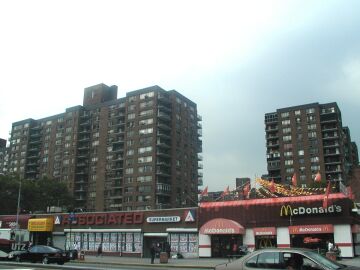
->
[
  {"left": 170, "top": 233, "right": 198, "bottom": 255},
  {"left": 65, "top": 232, "right": 142, "bottom": 254}
]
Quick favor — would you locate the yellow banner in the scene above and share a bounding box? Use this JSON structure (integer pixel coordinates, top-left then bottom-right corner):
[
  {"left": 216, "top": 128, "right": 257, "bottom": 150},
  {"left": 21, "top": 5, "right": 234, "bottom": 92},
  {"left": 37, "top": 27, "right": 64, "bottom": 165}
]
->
[{"left": 28, "top": 218, "right": 54, "bottom": 232}]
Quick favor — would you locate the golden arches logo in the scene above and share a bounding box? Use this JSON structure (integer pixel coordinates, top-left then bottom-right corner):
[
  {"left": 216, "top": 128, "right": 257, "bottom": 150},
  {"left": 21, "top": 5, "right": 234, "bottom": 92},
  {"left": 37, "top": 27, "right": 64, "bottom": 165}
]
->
[{"left": 280, "top": 205, "right": 293, "bottom": 216}]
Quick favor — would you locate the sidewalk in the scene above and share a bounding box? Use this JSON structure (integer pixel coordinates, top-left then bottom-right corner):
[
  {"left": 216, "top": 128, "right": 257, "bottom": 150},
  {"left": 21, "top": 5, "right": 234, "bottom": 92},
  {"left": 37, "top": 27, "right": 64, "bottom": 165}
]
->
[
  {"left": 75, "top": 255, "right": 360, "bottom": 269},
  {"left": 76, "top": 255, "right": 228, "bottom": 269}
]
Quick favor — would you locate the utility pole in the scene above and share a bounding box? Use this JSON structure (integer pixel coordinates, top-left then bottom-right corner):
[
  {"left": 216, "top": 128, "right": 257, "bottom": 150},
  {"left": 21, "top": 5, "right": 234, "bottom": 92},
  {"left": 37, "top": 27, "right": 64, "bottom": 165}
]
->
[{"left": 15, "top": 178, "right": 22, "bottom": 234}]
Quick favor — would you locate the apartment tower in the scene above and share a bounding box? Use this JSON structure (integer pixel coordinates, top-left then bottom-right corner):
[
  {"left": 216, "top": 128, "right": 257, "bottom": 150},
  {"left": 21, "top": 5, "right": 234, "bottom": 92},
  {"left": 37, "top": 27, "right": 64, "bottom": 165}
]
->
[
  {"left": 8, "top": 83, "right": 203, "bottom": 211},
  {"left": 265, "top": 102, "right": 358, "bottom": 188}
]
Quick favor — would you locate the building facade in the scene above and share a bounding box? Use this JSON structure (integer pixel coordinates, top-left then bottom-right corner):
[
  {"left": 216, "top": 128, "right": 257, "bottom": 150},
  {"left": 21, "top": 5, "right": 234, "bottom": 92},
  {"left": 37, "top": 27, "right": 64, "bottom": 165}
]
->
[
  {"left": 7, "top": 83, "right": 203, "bottom": 212},
  {"left": 1, "top": 194, "right": 359, "bottom": 258},
  {"left": 265, "top": 103, "right": 359, "bottom": 188},
  {"left": 0, "top": 138, "right": 7, "bottom": 174}
]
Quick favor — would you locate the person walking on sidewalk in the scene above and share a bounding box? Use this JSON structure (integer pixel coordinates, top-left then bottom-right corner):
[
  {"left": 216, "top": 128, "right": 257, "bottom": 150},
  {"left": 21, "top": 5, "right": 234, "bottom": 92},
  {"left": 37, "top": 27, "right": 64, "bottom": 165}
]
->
[
  {"left": 97, "top": 242, "right": 103, "bottom": 257},
  {"left": 150, "top": 243, "right": 156, "bottom": 264}
]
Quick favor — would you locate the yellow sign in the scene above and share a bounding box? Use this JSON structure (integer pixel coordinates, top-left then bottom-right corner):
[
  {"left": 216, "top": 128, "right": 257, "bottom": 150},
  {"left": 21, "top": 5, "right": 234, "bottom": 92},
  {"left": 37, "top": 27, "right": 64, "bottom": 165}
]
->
[
  {"left": 28, "top": 218, "right": 54, "bottom": 232},
  {"left": 280, "top": 205, "right": 293, "bottom": 216}
]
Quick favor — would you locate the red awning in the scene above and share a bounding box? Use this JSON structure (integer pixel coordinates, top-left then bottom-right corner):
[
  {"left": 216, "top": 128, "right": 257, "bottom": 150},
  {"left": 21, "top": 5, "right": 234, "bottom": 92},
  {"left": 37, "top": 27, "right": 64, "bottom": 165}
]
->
[{"left": 200, "top": 218, "right": 245, "bottom": 235}]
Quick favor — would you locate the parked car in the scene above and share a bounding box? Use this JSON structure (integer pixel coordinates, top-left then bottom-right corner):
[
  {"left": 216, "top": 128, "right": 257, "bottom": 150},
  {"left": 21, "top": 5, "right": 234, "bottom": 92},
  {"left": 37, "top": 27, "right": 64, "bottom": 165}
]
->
[
  {"left": 8, "top": 245, "right": 70, "bottom": 265},
  {"left": 215, "top": 248, "right": 360, "bottom": 270}
]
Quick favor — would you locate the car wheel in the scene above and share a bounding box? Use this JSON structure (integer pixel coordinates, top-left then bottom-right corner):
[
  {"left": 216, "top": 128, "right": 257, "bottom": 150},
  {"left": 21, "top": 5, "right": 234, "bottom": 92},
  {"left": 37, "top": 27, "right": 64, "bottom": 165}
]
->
[
  {"left": 15, "top": 256, "right": 21, "bottom": 262},
  {"left": 42, "top": 256, "right": 49, "bottom": 264}
]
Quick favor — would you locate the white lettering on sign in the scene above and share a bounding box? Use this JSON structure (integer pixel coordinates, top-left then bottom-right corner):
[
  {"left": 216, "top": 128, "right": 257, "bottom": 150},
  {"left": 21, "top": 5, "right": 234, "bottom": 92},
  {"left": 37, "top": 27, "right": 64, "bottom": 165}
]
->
[
  {"left": 146, "top": 216, "right": 181, "bottom": 223},
  {"left": 255, "top": 231, "right": 274, "bottom": 236},
  {"left": 204, "top": 228, "right": 235, "bottom": 234}
]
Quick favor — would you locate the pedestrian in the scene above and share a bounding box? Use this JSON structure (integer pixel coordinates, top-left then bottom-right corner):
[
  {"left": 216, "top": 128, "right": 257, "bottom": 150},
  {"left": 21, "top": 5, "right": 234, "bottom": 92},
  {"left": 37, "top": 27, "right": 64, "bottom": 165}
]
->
[
  {"left": 97, "top": 242, "right": 103, "bottom": 257},
  {"left": 165, "top": 242, "right": 171, "bottom": 258},
  {"left": 150, "top": 243, "right": 156, "bottom": 264},
  {"left": 327, "top": 240, "right": 334, "bottom": 252}
]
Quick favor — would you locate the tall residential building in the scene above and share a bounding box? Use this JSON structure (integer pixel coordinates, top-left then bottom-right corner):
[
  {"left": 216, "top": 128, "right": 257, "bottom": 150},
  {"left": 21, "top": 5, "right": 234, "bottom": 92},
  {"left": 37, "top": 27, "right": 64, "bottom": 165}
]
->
[
  {"left": 265, "top": 102, "right": 358, "bottom": 188},
  {"left": 0, "top": 138, "right": 7, "bottom": 174},
  {"left": 8, "top": 83, "right": 203, "bottom": 211}
]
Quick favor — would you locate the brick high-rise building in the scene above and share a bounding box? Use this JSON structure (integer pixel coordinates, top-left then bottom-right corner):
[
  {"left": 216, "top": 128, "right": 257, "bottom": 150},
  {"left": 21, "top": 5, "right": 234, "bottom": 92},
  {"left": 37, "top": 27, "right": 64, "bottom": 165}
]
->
[
  {"left": 8, "top": 83, "right": 203, "bottom": 211},
  {"left": 265, "top": 102, "right": 358, "bottom": 188}
]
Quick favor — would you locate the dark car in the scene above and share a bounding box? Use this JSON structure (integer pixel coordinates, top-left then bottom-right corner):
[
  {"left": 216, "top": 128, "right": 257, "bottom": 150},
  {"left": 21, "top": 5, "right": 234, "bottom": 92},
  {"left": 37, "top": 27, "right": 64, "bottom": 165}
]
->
[
  {"left": 9, "top": 245, "right": 70, "bottom": 265},
  {"left": 215, "top": 248, "right": 360, "bottom": 270}
]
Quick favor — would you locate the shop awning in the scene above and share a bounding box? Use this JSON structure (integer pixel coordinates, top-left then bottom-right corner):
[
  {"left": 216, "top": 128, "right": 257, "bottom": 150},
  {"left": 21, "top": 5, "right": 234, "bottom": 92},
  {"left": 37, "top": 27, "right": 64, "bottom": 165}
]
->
[{"left": 200, "top": 218, "right": 245, "bottom": 235}]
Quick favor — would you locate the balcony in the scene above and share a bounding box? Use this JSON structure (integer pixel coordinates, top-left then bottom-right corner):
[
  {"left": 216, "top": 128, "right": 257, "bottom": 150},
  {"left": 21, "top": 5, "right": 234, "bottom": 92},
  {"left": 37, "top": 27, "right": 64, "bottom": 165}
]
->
[
  {"left": 157, "top": 112, "right": 171, "bottom": 121},
  {"left": 156, "top": 168, "right": 171, "bottom": 176},
  {"left": 156, "top": 149, "right": 171, "bottom": 157},
  {"left": 156, "top": 139, "right": 171, "bottom": 148},
  {"left": 156, "top": 183, "right": 171, "bottom": 195},
  {"left": 157, "top": 131, "right": 171, "bottom": 139},
  {"left": 79, "top": 121, "right": 91, "bottom": 126}
]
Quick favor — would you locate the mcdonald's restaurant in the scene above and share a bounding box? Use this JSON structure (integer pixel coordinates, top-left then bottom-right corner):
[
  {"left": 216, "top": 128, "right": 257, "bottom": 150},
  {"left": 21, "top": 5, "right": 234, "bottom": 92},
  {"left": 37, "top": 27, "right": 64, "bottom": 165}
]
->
[{"left": 198, "top": 193, "right": 360, "bottom": 258}]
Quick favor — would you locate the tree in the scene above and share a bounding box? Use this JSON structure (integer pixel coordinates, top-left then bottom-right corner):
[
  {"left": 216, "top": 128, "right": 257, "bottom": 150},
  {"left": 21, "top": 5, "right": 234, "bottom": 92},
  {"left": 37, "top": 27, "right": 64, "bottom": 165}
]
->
[{"left": 0, "top": 174, "right": 75, "bottom": 214}]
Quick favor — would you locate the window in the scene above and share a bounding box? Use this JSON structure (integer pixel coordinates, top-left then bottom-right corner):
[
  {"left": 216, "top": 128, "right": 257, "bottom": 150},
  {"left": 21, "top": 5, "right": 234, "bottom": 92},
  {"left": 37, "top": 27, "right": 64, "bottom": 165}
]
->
[
  {"left": 127, "top": 113, "right": 135, "bottom": 120},
  {"left": 139, "top": 128, "right": 153, "bottom": 135},
  {"left": 139, "top": 109, "right": 153, "bottom": 117},
  {"left": 286, "top": 168, "right": 294, "bottom": 173},
  {"left": 282, "top": 127, "right": 291, "bottom": 134},
  {"left": 281, "top": 112, "right": 289, "bottom": 118},
  {"left": 139, "top": 100, "right": 153, "bottom": 109},
  {"left": 284, "top": 151, "right": 293, "bottom": 157},
  {"left": 281, "top": 119, "right": 291, "bottom": 125},
  {"left": 126, "top": 149, "right": 134, "bottom": 156},
  {"left": 128, "top": 96, "right": 137, "bottom": 103},
  {"left": 284, "top": 143, "right": 292, "bottom": 150},
  {"left": 246, "top": 252, "right": 281, "bottom": 268},
  {"left": 298, "top": 150, "right": 304, "bottom": 156},
  {"left": 311, "top": 156, "right": 319, "bottom": 163},
  {"left": 307, "top": 124, "right": 316, "bottom": 130},
  {"left": 137, "top": 175, "right": 152, "bottom": 182},
  {"left": 294, "top": 110, "right": 301, "bottom": 116},
  {"left": 140, "top": 91, "right": 154, "bottom": 99},
  {"left": 308, "top": 132, "right": 317, "bottom": 138},
  {"left": 306, "top": 108, "right": 315, "bottom": 114},
  {"left": 139, "top": 118, "right": 153, "bottom": 125},
  {"left": 138, "top": 156, "right": 152, "bottom": 163},
  {"left": 285, "top": 160, "right": 293, "bottom": 166},
  {"left": 138, "top": 146, "right": 152, "bottom": 154},
  {"left": 283, "top": 135, "right": 292, "bottom": 142},
  {"left": 138, "top": 165, "right": 152, "bottom": 173},
  {"left": 125, "top": 168, "right": 133, "bottom": 174}
]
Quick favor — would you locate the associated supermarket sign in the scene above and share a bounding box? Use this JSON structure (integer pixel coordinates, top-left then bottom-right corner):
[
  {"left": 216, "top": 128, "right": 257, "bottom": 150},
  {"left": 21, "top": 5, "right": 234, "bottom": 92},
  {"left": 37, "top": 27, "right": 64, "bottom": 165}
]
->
[
  {"left": 280, "top": 204, "right": 342, "bottom": 217},
  {"left": 146, "top": 216, "right": 181, "bottom": 223}
]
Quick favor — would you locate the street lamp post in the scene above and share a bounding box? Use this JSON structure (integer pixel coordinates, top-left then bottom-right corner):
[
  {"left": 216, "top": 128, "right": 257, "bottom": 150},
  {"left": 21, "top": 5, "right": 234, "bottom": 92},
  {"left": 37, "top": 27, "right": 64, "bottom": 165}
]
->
[{"left": 15, "top": 178, "right": 22, "bottom": 234}]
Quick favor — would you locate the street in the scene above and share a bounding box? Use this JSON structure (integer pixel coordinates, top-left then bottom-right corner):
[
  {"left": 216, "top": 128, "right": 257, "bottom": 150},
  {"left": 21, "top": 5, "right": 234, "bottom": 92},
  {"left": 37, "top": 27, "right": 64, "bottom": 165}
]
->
[{"left": 0, "top": 261, "right": 213, "bottom": 270}]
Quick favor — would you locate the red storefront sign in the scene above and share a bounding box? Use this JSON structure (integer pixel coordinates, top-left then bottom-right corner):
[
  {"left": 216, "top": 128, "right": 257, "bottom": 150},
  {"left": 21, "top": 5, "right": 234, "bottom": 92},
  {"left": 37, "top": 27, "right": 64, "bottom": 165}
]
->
[
  {"left": 289, "top": 224, "right": 333, "bottom": 234},
  {"left": 253, "top": 227, "right": 276, "bottom": 236},
  {"left": 200, "top": 218, "right": 245, "bottom": 235},
  {"left": 59, "top": 212, "right": 144, "bottom": 226}
]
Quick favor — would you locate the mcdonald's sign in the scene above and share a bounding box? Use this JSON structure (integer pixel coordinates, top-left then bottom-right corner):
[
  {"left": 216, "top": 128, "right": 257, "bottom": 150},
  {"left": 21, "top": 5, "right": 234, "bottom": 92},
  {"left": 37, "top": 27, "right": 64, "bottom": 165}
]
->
[
  {"left": 280, "top": 205, "right": 292, "bottom": 216},
  {"left": 280, "top": 204, "right": 342, "bottom": 217}
]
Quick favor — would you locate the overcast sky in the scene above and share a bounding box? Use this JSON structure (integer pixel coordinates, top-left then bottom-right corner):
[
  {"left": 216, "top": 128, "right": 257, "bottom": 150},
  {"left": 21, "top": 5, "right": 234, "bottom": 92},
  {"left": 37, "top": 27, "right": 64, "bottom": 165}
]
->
[{"left": 1, "top": 1, "right": 359, "bottom": 191}]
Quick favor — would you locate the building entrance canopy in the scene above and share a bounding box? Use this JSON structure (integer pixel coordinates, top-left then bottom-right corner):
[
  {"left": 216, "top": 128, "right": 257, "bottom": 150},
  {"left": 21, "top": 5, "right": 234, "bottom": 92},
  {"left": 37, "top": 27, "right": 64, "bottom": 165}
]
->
[{"left": 200, "top": 218, "right": 245, "bottom": 235}]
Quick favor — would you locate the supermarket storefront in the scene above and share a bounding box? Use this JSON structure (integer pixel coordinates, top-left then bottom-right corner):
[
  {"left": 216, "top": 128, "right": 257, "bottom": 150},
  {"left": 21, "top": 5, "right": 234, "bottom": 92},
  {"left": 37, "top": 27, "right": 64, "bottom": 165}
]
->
[
  {"left": 199, "top": 193, "right": 360, "bottom": 258},
  {"left": 49, "top": 207, "right": 198, "bottom": 258}
]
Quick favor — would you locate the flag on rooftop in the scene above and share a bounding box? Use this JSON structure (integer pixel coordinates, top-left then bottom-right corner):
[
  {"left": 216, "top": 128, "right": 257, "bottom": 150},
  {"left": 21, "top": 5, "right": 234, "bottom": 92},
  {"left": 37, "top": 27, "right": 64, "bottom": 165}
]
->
[
  {"left": 200, "top": 186, "right": 208, "bottom": 197},
  {"left": 292, "top": 173, "right": 297, "bottom": 187},
  {"left": 323, "top": 181, "right": 331, "bottom": 209},
  {"left": 314, "top": 171, "right": 321, "bottom": 183}
]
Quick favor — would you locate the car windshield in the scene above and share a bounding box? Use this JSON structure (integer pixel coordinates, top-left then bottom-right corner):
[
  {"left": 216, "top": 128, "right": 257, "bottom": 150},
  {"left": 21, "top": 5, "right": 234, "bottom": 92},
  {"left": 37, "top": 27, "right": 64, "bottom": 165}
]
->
[{"left": 303, "top": 250, "right": 346, "bottom": 270}]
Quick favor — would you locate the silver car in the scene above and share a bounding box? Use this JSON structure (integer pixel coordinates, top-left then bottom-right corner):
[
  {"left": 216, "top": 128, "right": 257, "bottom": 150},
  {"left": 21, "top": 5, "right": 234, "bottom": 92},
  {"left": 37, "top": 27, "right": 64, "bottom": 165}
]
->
[{"left": 215, "top": 248, "right": 360, "bottom": 270}]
